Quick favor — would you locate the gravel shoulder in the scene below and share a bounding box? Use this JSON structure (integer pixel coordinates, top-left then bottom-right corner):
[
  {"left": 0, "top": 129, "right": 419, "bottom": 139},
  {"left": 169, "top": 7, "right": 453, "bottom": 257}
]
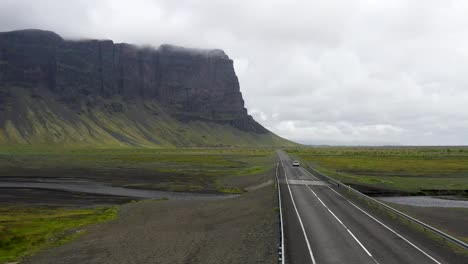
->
[{"left": 22, "top": 185, "right": 279, "bottom": 264}]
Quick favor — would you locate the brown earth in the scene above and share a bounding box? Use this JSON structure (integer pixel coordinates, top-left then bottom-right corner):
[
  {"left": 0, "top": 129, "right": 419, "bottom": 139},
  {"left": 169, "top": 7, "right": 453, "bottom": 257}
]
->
[
  {"left": 22, "top": 185, "right": 279, "bottom": 264},
  {"left": 222, "top": 168, "right": 275, "bottom": 191}
]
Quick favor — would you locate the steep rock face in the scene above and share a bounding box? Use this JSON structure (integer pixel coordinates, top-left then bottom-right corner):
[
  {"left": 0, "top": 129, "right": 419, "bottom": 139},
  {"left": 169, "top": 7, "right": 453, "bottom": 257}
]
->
[
  {"left": 0, "top": 30, "right": 62, "bottom": 90},
  {"left": 0, "top": 29, "right": 266, "bottom": 133}
]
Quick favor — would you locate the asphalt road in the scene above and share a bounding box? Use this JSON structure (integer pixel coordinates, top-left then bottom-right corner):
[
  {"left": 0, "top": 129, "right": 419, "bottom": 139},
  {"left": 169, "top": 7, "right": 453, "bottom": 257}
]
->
[{"left": 277, "top": 151, "right": 455, "bottom": 264}]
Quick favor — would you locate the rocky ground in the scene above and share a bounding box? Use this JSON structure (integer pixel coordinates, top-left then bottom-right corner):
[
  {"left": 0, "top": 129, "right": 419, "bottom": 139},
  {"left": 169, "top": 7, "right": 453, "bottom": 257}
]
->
[{"left": 22, "top": 184, "right": 279, "bottom": 264}]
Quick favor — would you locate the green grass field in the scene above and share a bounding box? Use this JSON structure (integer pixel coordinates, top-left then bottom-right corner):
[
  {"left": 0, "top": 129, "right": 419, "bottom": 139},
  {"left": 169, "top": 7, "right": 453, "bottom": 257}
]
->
[
  {"left": 0, "top": 147, "right": 275, "bottom": 194},
  {"left": 0, "top": 206, "right": 117, "bottom": 263},
  {"left": 287, "top": 147, "right": 468, "bottom": 194}
]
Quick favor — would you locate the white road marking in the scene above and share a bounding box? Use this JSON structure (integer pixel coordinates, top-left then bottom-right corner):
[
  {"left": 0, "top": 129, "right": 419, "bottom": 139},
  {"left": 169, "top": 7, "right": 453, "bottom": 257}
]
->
[
  {"left": 275, "top": 162, "right": 285, "bottom": 264},
  {"left": 326, "top": 186, "right": 442, "bottom": 264},
  {"left": 306, "top": 185, "right": 379, "bottom": 264},
  {"left": 347, "top": 229, "right": 374, "bottom": 257},
  {"left": 281, "top": 152, "right": 443, "bottom": 264},
  {"left": 302, "top": 163, "right": 442, "bottom": 264},
  {"left": 280, "top": 159, "right": 317, "bottom": 264},
  {"left": 287, "top": 180, "right": 326, "bottom": 186}
]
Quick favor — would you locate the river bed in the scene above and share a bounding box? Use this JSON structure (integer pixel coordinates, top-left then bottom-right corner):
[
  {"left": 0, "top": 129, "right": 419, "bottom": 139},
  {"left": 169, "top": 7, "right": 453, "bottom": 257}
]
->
[
  {"left": 0, "top": 178, "right": 237, "bottom": 201},
  {"left": 377, "top": 196, "right": 468, "bottom": 208}
]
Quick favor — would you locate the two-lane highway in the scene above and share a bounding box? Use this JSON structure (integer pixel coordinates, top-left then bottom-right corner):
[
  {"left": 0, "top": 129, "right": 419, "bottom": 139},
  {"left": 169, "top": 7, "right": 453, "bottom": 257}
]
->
[{"left": 277, "top": 151, "right": 448, "bottom": 264}]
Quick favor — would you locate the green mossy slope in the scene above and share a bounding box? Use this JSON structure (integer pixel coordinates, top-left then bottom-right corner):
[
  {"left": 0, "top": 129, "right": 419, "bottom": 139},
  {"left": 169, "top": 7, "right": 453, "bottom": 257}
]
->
[{"left": 0, "top": 87, "right": 295, "bottom": 147}]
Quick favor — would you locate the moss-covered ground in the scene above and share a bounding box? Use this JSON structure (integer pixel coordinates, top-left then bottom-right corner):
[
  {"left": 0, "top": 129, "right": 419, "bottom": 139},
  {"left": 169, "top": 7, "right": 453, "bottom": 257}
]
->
[
  {"left": 0, "top": 87, "right": 295, "bottom": 147},
  {"left": 0, "top": 206, "right": 117, "bottom": 263}
]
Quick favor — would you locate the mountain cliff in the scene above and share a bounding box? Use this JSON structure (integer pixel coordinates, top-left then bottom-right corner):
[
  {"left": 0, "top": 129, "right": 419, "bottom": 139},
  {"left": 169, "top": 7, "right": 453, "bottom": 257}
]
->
[{"left": 0, "top": 29, "right": 293, "bottom": 147}]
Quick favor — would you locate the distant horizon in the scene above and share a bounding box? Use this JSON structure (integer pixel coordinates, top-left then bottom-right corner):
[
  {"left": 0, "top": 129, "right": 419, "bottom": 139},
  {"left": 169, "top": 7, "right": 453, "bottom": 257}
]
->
[{"left": 297, "top": 144, "right": 468, "bottom": 147}]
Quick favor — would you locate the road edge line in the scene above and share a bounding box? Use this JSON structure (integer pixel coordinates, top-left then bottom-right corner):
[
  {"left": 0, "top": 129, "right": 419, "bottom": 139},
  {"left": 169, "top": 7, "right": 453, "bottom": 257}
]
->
[{"left": 276, "top": 162, "right": 285, "bottom": 264}]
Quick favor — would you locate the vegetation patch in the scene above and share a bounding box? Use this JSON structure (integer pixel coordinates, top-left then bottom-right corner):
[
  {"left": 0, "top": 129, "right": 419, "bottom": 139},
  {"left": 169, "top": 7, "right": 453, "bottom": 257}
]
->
[
  {"left": 0, "top": 147, "right": 275, "bottom": 194},
  {"left": 216, "top": 187, "right": 246, "bottom": 194},
  {"left": 287, "top": 147, "right": 468, "bottom": 194},
  {"left": 0, "top": 206, "right": 117, "bottom": 263}
]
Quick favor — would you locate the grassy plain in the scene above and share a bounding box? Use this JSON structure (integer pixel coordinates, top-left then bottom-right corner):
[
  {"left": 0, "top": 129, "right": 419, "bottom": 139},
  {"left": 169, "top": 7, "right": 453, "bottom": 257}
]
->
[
  {"left": 0, "top": 147, "right": 275, "bottom": 193},
  {"left": 0, "top": 206, "right": 117, "bottom": 263},
  {"left": 287, "top": 147, "right": 468, "bottom": 195}
]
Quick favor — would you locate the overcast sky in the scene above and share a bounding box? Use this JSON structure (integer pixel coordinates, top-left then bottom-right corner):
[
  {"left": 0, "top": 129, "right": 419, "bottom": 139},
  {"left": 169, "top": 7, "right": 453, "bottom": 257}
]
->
[{"left": 1, "top": 0, "right": 467, "bottom": 145}]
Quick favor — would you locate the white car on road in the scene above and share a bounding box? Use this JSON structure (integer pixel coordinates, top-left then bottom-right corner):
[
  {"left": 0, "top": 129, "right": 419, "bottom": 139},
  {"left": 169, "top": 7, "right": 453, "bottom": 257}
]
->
[{"left": 292, "top": 161, "right": 300, "bottom": 167}]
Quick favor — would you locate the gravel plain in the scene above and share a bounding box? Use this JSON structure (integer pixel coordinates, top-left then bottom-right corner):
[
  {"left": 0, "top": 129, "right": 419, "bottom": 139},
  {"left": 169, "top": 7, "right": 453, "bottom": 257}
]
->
[{"left": 22, "top": 184, "right": 279, "bottom": 264}]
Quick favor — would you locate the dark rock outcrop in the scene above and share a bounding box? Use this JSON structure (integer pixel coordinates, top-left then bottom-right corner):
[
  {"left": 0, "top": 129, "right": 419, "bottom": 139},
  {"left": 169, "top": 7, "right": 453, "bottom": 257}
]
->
[{"left": 0, "top": 29, "right": 266, "bottom": 133}]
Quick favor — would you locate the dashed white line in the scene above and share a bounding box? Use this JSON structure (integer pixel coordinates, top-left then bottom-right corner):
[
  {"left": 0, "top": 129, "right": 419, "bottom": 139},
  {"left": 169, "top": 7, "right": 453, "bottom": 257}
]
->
[
  {"left": 280, "top": 160, "right": 317, "bottom": 264},
  {"left": 302, "top": 164, "right": 442, "bottom": 264},
  {"left": 281, "top": 152, "right": 442, "bottom": 264},
  {"left": 347, "top": 229, "right": 374, "bottom": 257},
  {"left": 306, "top": 185, "right": 379, "bottom": 264},
  {"left": 326, "top": 186, "right": 442, "bottom": 264},
  {"left": 325, "top": 207, "right": 344, "bottom": 226}
]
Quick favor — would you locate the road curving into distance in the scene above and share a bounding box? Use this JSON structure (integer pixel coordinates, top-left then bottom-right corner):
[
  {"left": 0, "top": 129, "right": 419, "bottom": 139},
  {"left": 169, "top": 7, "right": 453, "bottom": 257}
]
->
[{"left": 277, "top": 150, "right": 463, "bottom": 264}]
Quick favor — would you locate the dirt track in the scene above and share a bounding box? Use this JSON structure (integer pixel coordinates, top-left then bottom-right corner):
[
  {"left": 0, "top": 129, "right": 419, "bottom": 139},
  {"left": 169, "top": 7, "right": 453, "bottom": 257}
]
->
[{"left": 23, "top": 185, "right": 278, "bottom": 264}]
